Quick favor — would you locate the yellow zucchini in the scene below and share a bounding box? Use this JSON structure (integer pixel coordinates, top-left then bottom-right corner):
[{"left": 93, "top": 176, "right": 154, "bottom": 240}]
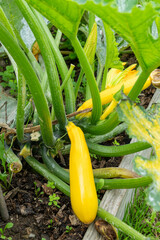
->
[
  {"left": 77, "top": 69, "right": 152, "bottom": 119},
  {"left": 66, "top": 121, "right": 98, "bottom": 224}
]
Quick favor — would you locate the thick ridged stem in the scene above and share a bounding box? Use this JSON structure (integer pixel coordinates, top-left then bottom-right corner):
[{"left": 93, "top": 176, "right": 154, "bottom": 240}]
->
[
  {"left": 128, "top": 69, "right": 150, "bottom": 101},
  {"left": 71, "top": 37, "right": 102, "bottom": 124},
  {"left": 16, "top": 72, "right": 26, "bottom": 142},
  {"left": 31, "top": 8, "right": 75, "bottom": 114}
]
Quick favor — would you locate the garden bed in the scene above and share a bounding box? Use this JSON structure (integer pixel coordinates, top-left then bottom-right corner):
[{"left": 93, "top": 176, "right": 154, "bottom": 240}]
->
[
  {"left": 0, "top": 84, "right": 156, "bottom": 240},
  {"left": 0, "top": 1, "right": 159, "bottom": 238}
]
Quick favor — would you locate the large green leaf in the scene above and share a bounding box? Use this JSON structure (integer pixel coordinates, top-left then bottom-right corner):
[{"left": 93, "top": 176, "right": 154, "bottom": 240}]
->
[
  {"left": 24, "top": 0, "right": 84, "bottom": 38},
  {"left": 117, "top": 99, "right": 160, "bottom": 211},
  {"left": 69, "top": 0, "right": 160, "bottom": 71}
]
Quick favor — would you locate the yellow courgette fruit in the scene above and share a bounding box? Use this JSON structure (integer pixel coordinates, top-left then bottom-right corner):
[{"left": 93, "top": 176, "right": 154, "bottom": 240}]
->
[
  {"left": 66, "top": 122, "right": 98, "bottom": 224},
  {"left": 77, "top": 70, "right": 152, "bottom": 119}
]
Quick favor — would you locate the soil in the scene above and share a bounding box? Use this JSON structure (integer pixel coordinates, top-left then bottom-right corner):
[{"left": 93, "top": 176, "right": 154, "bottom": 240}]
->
[{"left": 0, "top": 51, "right": 156, "bottom": 240}]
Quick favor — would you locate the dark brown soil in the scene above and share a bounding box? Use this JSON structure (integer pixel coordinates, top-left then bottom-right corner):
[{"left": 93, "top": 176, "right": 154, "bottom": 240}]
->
[{"left": 0, "top": 52, "right": 156, "bottom": 240}]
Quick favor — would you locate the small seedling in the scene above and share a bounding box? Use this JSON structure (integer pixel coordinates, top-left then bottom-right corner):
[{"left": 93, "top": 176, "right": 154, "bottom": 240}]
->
[
  {"left": 65, "top": 225, "right": 72, "bottom": 233},
  {"left": 48, "top": 219, "right": 53, "bottom": 229},
  {"left": 48, "top": 193, "right": 60, "bottom": 208},
  {"left": 34, "top": 181, "right": 44, "bottom": 199},
  {"left": 47, "top": 181, "right": 55, "bottom": 189},
  {"left": 90, "top": 153, "right": 98, "bottom": 159},
  {"left": 112, "top": 139, "right": 120, "bottom": 146},
  {"left": 0, "top": 222, "right": 13, "bottom": 240}
]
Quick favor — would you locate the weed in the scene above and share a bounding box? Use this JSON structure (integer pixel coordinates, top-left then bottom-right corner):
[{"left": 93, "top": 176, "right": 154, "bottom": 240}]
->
[
  {"left": 112, "top": 139, "right": 120, "bottom": 146},
  {"left": 0, "top": 222, "right": 13, "bottom": 240},
  {"left": 65, "top": 225, "right": 72, "bottom": 233},
  {"left": 47, "top": 219, "right": 54, "bottom": 229},
  {"left": 48, "top": 193, "right": 60, "bottom": 208},
  {"left": 90, "top": 153, "right": 98, "bottom": 159},
  {"left": 0, "top": 65, "right": 17, "bottom": 97},
  {"left": 33, "top": 181, "right": 44, "bottom": 199},
  {"left": 47, "top": 181, "right": 55, "bottom": 189}
]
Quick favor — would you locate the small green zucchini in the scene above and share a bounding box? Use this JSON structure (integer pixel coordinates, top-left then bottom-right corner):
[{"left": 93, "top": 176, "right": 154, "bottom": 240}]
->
[
  {"left": 4, "top": 144, "right": 22, "bottom": 173},
  {"left": 87, "top": 141, "right": 151, "bottom": 157}
]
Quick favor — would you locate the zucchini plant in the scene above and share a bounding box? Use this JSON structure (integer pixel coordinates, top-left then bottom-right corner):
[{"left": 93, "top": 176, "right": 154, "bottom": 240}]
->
[{"left": 0, "top": 0, "right": 160, "bottom": 239}]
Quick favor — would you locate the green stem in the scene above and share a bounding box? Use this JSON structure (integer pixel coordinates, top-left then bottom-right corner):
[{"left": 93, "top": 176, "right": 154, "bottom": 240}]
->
[
  {"left": 79, "top": 111, "right": 119, "bottom": 135},
  {"left": 61, "top": 64, "right": 75, "bottom": 91},
  {"left": 101, "top": 64, "right": 108, "bottom": 91},
  {"left": 97, "top": 207, "right": 147, "bottom": 240},
  {"left": 10, "top": 26, "right": 44, "bottom": 81},
  {"left": 55, "top": 29, "right": 62, "bottom": 46},
  {"left": 0, "top": 22, "right": 54, "bottom": 146},
  {"left": 71, "top": 37, "right": 102, "bottom": 124},
  {"left": 128, "top": 69, "right": 150, "bottom": 101},
  {"left": 16, "top": 72, "right": 26, "bottom": 142},
  {"left": 75, "top": 69, "right": 84, "bottom": 99},
  {"left": 32, "top": 8, "right": 75, "bottom": 114},
  {"left": 16, "top": 0, "right": 66, "bottom": 130},
  {"left": 88, "top": 122, "right": 127, "bottom": 144}
]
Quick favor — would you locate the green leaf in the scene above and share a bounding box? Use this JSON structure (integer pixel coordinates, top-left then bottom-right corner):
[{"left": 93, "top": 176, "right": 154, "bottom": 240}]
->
[
  {"left": 103, "top": 22, "right": 123, "bottom": 70},
  {"left": 69, "top": 0, "right": 160, "bottom": 71},
  {"left": 96, "top": 17, "right": 106, "bottom": 67},
  {"left": 0, "top": 0, "right": 23, "bottom": 31},
  {"left": 0, "top": 86, "right": 17, "bottom": 125},
  {"left": 0, "top": 235, "right": 6, "bottom": 239},
  {"left": 96, "top": 179, "right": 105, "bottom": 191},
  {"left": 117, "top": 99, "right": 160, "bottom": 211},
  {"left": 24, "top": 0, "right": 84, "bottom": 38},
  {"left": 4, "top": 222, "right": 13, "bottom": 230}
]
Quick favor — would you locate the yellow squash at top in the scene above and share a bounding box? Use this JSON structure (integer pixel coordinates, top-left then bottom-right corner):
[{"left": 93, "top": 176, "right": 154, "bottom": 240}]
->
[
  {"left": 66, "top": 122, "right": 98, "bottom": 224},
  {"left": 77, "top": 64, "right": 152, "bottom": 119}
]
